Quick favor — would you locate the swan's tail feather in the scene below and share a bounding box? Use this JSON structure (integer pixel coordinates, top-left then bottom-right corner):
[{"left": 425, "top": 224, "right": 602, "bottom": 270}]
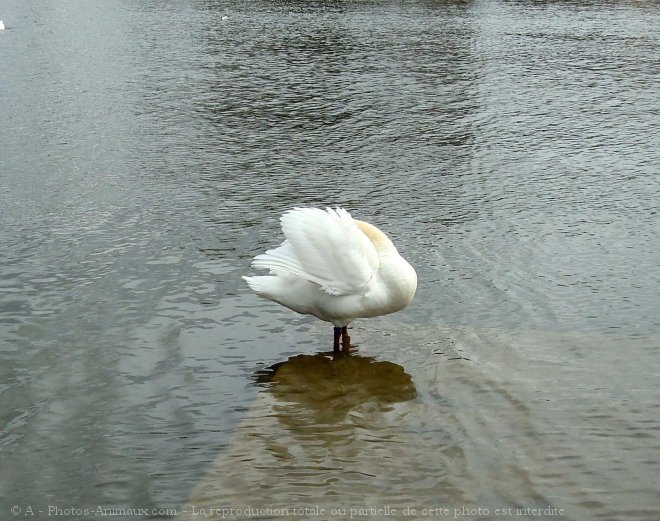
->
[
  {"left": 242, "top": 275, "right": 305, "bottom": 304},
  {"left": 242, "top": 275, "right": 286, "bottom": 298},
  {"left": 241, "top": 275, "right": 262, "bottom": 294}
]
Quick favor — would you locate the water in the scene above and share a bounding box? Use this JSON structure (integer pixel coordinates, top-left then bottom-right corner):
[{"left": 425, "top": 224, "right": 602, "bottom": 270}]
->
[{"left": 1, "top": 1, "right": 658, "bottom": 520}]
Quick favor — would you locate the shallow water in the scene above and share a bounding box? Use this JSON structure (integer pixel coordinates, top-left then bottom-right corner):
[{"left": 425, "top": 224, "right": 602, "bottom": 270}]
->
[{"left": 1, "top": 0, "right": 659, "bottom": 520}]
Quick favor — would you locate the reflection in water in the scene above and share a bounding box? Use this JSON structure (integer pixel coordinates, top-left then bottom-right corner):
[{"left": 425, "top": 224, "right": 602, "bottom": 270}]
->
[
  {"left": 179, "top": 352, "right": 426, "bottom": 517},
  {"left": 257, "top": 351, "right": 417, "bottom": 425}
]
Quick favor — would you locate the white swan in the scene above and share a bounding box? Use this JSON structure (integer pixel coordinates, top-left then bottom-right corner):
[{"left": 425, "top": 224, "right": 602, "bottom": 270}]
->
[
  {"left": 0, "top": 21, "right": 5, "bottom": 31},
  {"left": 243, "top": 207, "right": 417, "bottom": 351}
]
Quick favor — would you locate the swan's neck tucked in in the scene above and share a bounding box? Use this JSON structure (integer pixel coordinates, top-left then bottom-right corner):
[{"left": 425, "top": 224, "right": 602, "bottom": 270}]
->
[{"left": 354, "top": 219, "right": 395, "bottom": 252}]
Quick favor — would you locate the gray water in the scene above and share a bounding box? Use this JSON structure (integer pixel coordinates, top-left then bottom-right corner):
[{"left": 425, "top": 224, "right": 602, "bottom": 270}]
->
[{"left": 1, "top": 1, "right": 659, "bottom": 520}]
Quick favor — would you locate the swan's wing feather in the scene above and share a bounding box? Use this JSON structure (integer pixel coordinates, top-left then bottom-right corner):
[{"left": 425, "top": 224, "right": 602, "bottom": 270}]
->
[
  {"left": 282, "top": 207, "right": 379, "bottom": 295},
  {"left": 253, "top": 207, "right": 378, "bottom": 296},
  {"left": 252, "top": 241, "right": 317, "bottom": 281}
]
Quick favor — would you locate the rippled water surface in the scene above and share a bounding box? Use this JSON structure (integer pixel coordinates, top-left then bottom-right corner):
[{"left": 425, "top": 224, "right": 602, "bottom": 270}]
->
[{"left": 1, "top": 1, "right": 659, "bottom": 520}]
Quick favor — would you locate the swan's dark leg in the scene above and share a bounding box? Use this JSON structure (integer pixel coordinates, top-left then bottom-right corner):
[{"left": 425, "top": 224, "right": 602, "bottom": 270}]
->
[
  {"left": 341, "top": 326, "right": 351, "bottom": 350},
  {"left": 333, "top": 327, "right": 342, "bottom": 352}
]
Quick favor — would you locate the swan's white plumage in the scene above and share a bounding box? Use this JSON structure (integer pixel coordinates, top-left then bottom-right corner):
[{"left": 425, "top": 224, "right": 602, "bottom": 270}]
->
[
  {"left": 243, "top": 207, "right": 417, "bottom": 330},
  {"left": 274, "top": 207, "right": 378, "bottom": 295}
]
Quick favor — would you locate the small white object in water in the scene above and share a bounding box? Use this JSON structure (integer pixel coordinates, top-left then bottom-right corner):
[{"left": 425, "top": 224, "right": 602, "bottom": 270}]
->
[
  {"left": 243, "top": 207, "right": 417, "bottom": 351},
  {"left": 0, "top": 20, "right": 5, "bottom": 30},
  {"left": 221, "top": 15, "right": 229, "bottom": 21}
]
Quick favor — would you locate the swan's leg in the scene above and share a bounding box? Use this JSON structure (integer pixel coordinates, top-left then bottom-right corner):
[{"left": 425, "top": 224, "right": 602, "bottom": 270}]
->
[
  {"left": 333, "top": 327, "right": 342, "bottom": 352},
  {"left": 341, "top": 326, "right": 351, "bottom": 350}
]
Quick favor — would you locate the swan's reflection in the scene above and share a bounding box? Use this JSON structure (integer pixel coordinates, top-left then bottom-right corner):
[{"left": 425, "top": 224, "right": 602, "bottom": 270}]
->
[
  {"left": 177, "top": 352, "right": 419, "bottom": 518},
  {"left": 255, "top": 351, "right": 417, "bottom": 426}
]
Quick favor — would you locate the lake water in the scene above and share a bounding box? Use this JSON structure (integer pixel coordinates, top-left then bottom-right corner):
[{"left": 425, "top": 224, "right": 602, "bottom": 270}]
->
[{"left": 1, "top": 1, "right": 658, "bottom": 520}]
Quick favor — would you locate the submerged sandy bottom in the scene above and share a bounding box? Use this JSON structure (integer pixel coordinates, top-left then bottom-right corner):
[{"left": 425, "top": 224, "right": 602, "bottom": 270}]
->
[{"left": 178, "top": 325, "right": 659, "bottom": 521}]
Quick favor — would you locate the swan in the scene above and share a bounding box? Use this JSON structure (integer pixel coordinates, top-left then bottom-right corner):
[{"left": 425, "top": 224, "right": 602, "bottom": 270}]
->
[
  {"left": 0, "top": 21, "right": 5, "bottom": 30},
  {"left": 243, "top": 207, "right": 417, "bottom": 351}
]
